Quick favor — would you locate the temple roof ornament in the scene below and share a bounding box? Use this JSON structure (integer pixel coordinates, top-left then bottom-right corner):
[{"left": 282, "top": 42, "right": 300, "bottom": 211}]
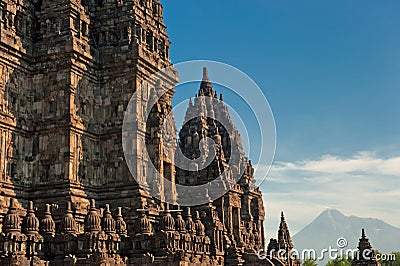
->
[
  {"left": 61, "top": 202, "right": 78, "bottom": 234},
  {"left": 160, "top": 204, "right": 175, "bottom": 232},
  {"left": 84, "top": 199, "right": 101, "bottom": 234},
  {"left": 23, "top": 201, "right": 39, "bottom": 235},
  {"left": 102, "top": 204, "right": 116, "bottom": 234},
  {"left": 278, "top": 211, "right": 293, "bottom": 250},
  {"left": 199, "top": 67, "right": 216, "bottom": 97},
  {"left": 3, "top": 198, "right": 21, "bottom": 234},
  {"left": 194, "top": 211, "right": 205, "bottom": 236},
  {"left": 137, "top": 211, "right": 152, "bottom": 235},
  {"left": 185, "top": 207, "right": 196, "bottom": 235},
  {"left": 115, "top": 207, "right": 128, "bottom": 236},
  {"left": 353, "top": 229, "right": 380, "bottom": 265},
  {"left": 40, "top": 204, "right": 55, "bottom": 236},
  {"left": 174, "top": 208, "right": 186, "bottom": 234}
]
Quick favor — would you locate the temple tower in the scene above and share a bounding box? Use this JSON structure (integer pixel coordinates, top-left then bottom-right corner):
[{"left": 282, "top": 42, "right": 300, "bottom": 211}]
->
[
  {"left": 0, "top": 0, "right": 178, "bottom": 229},
  {"left": 352, "top": 229, "right": 381, "bottom": 266},
  {"left": 177, "top": 68, "right": 266, "bottom": 259},
  {"left": 0, "top": 0, "right": 36, "bottom": 212}
]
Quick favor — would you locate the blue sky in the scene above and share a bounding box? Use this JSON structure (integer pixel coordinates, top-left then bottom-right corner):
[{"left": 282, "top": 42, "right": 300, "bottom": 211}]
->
[{"left": 161, "top": 0, "right": 400, "bottom": 239}]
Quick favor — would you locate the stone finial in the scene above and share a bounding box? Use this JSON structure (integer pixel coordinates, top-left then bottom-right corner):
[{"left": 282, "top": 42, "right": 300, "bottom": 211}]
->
[
  {"left": 23, "top": 201, "right": 39, "bottom": 235},
  {"left": 160, "top": 203, "right": 175, "bottom": 232},
  {"left": 115, "top": 207, "right": 127, "bottom": 236},
  {"left": 194, "top": 211, "right": 205, "bottom": 236},
  {"left": 90, "top": 199, "right": 95, "bottom": 209},
  {"left": 175, "top": 209, "right": 186, "bottom": 233},
  {"left": 185, "top": 207, "right": 196, "bottom": 235},
  {"left": 102, "top": 204, "right": 116, "bottom": 234},
  {"left": 61, "top": 202, "right": 78, "bottom": 234},
  {"left": 202, "top": 67, "right": 210, "bottom": 81},
  {"left": 199, "top": 68, "right": 215, "bottom": 97},
  {"left": 137, "top": 211, "right": 152, "bottom": 235},
  {"left": 40, "top": 204, "right": 55, "bottom": 236},
  {"left": 3, "top": 198, "right": 21, "bottom": 233},
  {"left": 85, "top": 199, "right": 101, "bottom": 233}
]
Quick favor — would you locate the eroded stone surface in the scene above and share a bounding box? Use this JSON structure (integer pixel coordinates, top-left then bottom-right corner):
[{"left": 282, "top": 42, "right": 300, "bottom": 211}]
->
[{"left": 0, "top": 1, "right": 297, "bottom": 265}]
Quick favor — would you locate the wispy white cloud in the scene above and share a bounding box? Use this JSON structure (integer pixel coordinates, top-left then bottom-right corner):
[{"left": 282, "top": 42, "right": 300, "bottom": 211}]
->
[
  {"left": 272, "top": 151, "right": 400, "bottom": 176},
  {"left": 256, "top": 152, "right": 400, "bottom": 239}
]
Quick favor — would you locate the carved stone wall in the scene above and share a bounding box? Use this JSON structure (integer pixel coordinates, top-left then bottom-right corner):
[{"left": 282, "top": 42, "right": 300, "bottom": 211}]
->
[{"left": 0, "top": 1, "right": 295, "bottom": 265}]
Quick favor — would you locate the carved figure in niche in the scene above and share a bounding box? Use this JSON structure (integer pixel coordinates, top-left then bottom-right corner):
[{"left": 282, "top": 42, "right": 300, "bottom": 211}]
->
[
  {"left": 7, "top": 139, "right": 14, "bottom": 160},
  {"left": 135, "top": 25, "right": 141, "bottom": 43},
  {"left": 81, "top": 100, "right": 87, "bottom": 115},
  {"left": 127, "top": 25, "right": 132, "bottom": 44},
  {"left": 45, "top": 19, "right": 51, "bottom": 34},
  {"left": 78, "top": 142, "right": 83, "bottom": 162},
  {"left": 7, "top": 13, "right": 14, "bottom": 30}
]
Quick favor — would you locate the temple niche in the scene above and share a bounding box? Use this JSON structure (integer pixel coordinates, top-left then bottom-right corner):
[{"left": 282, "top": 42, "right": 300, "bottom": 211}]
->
[{"left": 0, "top": 0, "right": 300, "bottom": 265}]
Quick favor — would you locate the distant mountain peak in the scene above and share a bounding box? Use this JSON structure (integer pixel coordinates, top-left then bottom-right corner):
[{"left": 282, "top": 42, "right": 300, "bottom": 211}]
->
[
  {"left": 322, "top": 208, "right": 344, "bottom": 216},
  {"left": 293, "top": 209, "right": 400, "bottom": 255}
]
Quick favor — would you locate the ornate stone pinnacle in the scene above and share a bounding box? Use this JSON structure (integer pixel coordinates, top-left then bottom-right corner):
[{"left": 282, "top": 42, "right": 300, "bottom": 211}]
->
[{"left": 203, "top": 67, "right": 210, "bottom": 81}]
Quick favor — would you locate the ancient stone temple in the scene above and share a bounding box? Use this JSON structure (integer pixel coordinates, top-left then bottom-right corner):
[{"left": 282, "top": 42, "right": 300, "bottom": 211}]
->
[
  {"left": 352, "top": 229, "right": 381, "bottom": 266},
  {"left": 0, "top": 0, "right": 294, "bottom": 265},
  {"left": 267, "top": 212, "right": 300, "bottom": 266}
]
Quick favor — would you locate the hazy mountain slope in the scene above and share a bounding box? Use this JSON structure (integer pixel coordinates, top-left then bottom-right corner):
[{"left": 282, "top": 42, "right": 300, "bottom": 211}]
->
[{"left": 293, "top": 209, "right": 400, "bottom": 255}]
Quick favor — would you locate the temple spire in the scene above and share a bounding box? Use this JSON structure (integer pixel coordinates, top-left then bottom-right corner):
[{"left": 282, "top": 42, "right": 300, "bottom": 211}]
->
[
  {"left": 199, "top": 67, "right": 215, "bottom": 97},
  {"left": 278, "top": 211, "right": 293, "bottom": 250},
  {"left": 203, "top": 67, "right": 210, "bottom": 81},
  {"left": 280, "top": 211, "right": 287, "bottom": 230},
  {"left": 353, "top": 229, "right": 380, "bottom": 266}
]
